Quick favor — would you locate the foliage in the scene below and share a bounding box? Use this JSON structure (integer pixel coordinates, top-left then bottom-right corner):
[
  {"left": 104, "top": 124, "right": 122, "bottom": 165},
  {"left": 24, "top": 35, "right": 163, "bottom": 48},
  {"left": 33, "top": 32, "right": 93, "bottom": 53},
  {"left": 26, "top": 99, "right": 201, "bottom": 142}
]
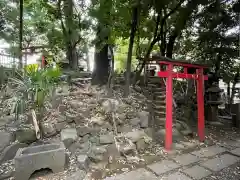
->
[{"left": 8, "top": 66, "right": 62, "bottom": 119}]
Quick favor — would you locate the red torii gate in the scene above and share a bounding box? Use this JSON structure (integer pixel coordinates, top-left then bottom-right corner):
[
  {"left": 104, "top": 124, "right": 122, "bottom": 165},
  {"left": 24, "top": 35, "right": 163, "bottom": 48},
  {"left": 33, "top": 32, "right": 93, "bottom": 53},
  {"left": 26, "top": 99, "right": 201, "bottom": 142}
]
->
[{"left": 150, "top": 56, "right": 208, "bottom": 150}]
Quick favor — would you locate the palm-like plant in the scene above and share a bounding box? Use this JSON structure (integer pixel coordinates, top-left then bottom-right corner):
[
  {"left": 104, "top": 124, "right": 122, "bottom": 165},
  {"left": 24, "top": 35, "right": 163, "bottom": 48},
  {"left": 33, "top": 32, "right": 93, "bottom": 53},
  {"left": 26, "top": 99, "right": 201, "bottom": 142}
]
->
[{"left": 8, "top": 65, "right": 62, "bottom": 120}]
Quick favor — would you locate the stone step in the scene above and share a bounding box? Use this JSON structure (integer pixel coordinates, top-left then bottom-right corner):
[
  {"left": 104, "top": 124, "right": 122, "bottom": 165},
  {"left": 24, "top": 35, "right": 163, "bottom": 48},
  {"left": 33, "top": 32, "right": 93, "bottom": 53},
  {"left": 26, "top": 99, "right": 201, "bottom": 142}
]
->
[
  {"left": 154, "top": 101, "right": 166, "bottom": 106},
  {"left": 154, "top": 111, "right": 166, "bottom": 116},
  {"left": 154, "top": 105, "right": 166, "bottom": 110}
]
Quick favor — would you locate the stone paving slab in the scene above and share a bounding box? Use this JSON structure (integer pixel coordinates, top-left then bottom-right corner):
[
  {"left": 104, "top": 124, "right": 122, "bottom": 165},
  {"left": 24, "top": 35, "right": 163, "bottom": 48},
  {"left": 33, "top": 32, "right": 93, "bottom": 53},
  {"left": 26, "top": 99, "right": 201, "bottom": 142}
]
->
[
  {"left": 230, "top": 148, "right": 240, "bottom": 156},
  {"left": 183, "top": 165, "right": 211, "bottom": 179},
  {"left": 173, "top": 153, "right": 200, "bottom": 166},
  {"left": 147, "top": 160, "right": 180, "bottom": 175},
  {"left": 191, "top": 145, "right": 226, "bottom": 158},
  {"left": 200, "top": 153, "right": 240, "bottom": 172},
  {"left": 219, "top": 141, "right": 240, "bottom": 150},
  {"left": 162, "top": 171, "right": 192, "bottom": 180},
  {"left": 104, "top": 168, "right": 158, "bottom": 180}
]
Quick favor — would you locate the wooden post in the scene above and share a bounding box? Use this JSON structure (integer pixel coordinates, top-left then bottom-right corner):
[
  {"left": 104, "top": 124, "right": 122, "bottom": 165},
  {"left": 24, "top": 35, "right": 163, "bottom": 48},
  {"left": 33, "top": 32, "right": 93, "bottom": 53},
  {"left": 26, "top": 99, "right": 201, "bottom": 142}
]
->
[
  {"left": 165, "top": 63, "right": 173, "bottom": 150},
  {"left": 197, "top": 68, "right": 205, "bottom": 142}
]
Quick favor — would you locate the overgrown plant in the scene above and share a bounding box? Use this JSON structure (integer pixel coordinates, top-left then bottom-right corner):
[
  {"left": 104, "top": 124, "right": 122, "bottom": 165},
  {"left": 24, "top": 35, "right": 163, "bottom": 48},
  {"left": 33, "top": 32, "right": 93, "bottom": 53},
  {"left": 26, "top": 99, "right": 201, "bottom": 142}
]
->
[{"left": 9, "top": 65, "right": 62, "bottom": 120}]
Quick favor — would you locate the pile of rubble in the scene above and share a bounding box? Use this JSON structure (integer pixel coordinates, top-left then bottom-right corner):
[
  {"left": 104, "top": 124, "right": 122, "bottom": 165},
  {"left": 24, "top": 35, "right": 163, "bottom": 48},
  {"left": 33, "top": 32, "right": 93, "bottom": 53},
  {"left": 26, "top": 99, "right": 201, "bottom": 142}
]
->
[
  {"left": 0, "top": 84, "right": 154, "bottom": 177},
  {"left": 0, "top": 83, "right": 194, "bottom": 179}
]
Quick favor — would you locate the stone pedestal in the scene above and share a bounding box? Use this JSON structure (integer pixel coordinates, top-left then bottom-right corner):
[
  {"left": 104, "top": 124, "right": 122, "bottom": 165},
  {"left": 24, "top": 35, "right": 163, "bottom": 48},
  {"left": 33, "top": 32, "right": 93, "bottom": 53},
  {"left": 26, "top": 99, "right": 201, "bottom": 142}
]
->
[{"left": 230, "top": 104, "right": 240, "bottom": 128}]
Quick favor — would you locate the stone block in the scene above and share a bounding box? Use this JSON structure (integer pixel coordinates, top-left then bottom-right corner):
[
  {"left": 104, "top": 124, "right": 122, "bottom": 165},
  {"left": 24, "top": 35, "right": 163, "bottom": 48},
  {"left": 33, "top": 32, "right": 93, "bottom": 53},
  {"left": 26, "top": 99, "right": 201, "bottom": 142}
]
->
[
  {"left": 173, "top": 153, "right": 200, "bottom": 166},
  {"left": 183, "top": 165, "right": 211, "bottom": 179},
  {"left": 99, "top": 134, "right": 114, "bottom": 145},
  {"left": 163, "top": 172, "right": 192, "bottom": 180},
  {"left": 200, "top": 154, "right": 239, "bottom": 172},
  {"left": 0, "top": 132, "right": 13, "bottom": 152},
  {"left": 77, "top": 155, "right": 90, "bottom": 170},
  {"left": 147, "top": 160, "right": 180, "bottom": 175},
  {"left": 104, "top": 168, "right": 157, "bottom": 180},
  {"left": 14, "top": 143, "right": 66, "bottom": 180},
  {"left": 0, "top": 143, "right": 28, "bottom": 163},
  {"left": 61, "top": 128, "right": 78, "bottom": 148},
  {"left": 191, "top": 145, "right": 226, "bottom": 158},
  {"left": 230, "top": 147, "right": 240, "bottom": 156}
]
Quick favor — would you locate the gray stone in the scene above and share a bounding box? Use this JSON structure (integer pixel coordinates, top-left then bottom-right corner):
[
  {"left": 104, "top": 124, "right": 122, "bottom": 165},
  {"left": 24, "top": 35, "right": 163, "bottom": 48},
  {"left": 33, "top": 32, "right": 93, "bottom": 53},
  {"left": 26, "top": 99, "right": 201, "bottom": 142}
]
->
[
  {"left": 88, "top": 146, "right": 107, "bottom": 163},
  {"left": 137, "top": 111, "right": 149, "bottom": 128},
  {"left": 130, "top": 118, "right": 141, "bottom": 126},
  {"left": 119, "top": 142, "right": 136, "bottom": 156},
  {"left": 125, "top": 130, "right": 147, "bottom": 143},
  {"left": 65, "top": 112, "right": 76, "bottom": 123},
  {"left": 230, "top": 147, "right": 240, "bottom": 156},
  {"left": 183, "top": 165, "right": 212, "bottom": 179},
  {"left": 55, "top": 122, "right": 66, "bottom": 132},
  {"left": 191, "top": 145, "right": 227, "bottom": 158},
  {"left": 41, "top": 122, "right": 57, "bottom": 138},
  {"left": 147, "top": 160, "right": 180, "bottom": 175},
  {"left": 106, "top": 144, "right": 120, "bottom": 159},
  {"left": 118, "top": 126, "right": 132, "bottom": 133},
  {"left": 77, "top": 155, "right": 90, "bottom": 170},
  {"left": 67, "top": 170, "right": 87, "bottom": 180},
  {"left": 77, "top": 126, "right": 93, "bottom": 137},
  {"left": 200, "top": 154, "right": 239, "bottom": 171},
  {"left": 14, "top": 143, "right": 66, "bottom": 180},
  {"left": 0, "top": 132, "right": 13, "bottom": 152},
  {"left": 163, "top": 172, "right": 192, "bottom": 180},
  {"left": 90, "top": 117, "right": 104, "bottom": 126},
  {"left": 0, "top": 115, "right": 14, "bottom": 127},
  {"left": 89, "top": 136, "right": 100, "bottom": 144},
  {"left": 136, "top": 139, "right": 147, "bottom": 151},
  {"left": 60, "top": 128, "right": 78, "bottom": 148},
  {"left": 104, "top": 168, "right": 157, "bottom": 180},
  {"left": 68, "top": 142, "right": 82, "bottom": 154},
  {"left": 16, "top": 128, "right": 36, "bottom": 144},
  {"left": 173, "top": 153, "right": 200, "bottom": 166},
  {"left": 0, "top": 143, "right": 28, "bottom": 163},
  {"left": 100, "top": 134, "right": 114, "bottom": 145}
]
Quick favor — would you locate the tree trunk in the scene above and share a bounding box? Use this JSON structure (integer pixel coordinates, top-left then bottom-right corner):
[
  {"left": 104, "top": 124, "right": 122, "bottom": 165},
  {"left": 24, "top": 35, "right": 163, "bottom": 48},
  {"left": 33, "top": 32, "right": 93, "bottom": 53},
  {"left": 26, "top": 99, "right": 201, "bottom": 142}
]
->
[
  {"left": 125, "top": 5, "right": 139, "bottom": 96},
  {"left": 86, "top": 49, "right": 91, "bottom": 71},
  {"left": 107, "top": 46, "right": 114, "bottom": 96},
  {"left": 19, "top": 0, "right": 23, "bottom": 69},
  {"left": 63, "top": 0, "right": 78, "bottom": 70},
  {"left": 92, "top": 44, "right": 110, "bottom": 85},
  {"left": 227, "top": 82, "right": 230, "bottom": 104},
  {"left": 166, "top": 34, "right": 177, "bottom": 58}
]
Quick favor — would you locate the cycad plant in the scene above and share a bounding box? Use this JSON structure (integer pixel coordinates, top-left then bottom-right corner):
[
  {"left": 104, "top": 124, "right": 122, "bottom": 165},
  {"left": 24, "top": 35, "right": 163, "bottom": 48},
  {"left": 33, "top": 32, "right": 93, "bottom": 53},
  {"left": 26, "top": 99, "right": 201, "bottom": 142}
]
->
[{"left": 9, "top": 64, "right": 62, "bottom": 121}]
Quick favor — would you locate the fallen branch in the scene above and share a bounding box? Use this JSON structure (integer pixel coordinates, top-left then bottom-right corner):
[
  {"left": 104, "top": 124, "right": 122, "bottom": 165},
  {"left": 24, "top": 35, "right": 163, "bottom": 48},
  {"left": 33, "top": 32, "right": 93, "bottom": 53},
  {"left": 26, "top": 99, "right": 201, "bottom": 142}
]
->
[{"left": 31, "top": 109, "right": 41, "bottom": 139}]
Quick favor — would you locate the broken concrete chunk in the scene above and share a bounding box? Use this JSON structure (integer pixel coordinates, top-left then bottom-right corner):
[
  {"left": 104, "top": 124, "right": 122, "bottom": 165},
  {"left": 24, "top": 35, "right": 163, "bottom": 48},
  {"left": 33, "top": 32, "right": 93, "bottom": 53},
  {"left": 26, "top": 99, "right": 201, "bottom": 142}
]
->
[
  {"left": 41, "top": 122, "right": 57, "bottom": 138},
  {"left": 77, "top": 155, "right": 90, "bottom": 170},
  {"left": 14, "top": 143, "right": 65, "bottom": 180},
  {"left": 15, "top": 129, "right": 36, "bottom": 144},
  {"left": 125, "top": 130, "right": 147, "bottom": 143},
  {"left": 99, "top": 134, "right": 114, "bottom": 145},
  {"left": 0, "top": 143, "right": 28, "bottom": 163},
  {"left": 60, "top": 128, "right": 78, "bottom": 148}
]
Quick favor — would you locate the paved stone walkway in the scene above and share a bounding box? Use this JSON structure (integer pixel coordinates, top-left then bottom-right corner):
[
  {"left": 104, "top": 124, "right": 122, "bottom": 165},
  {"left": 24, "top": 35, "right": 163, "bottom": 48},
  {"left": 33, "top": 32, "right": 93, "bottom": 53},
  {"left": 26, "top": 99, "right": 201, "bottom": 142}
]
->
[{"left": 104, "top": 140, "right": 240, "bottom": 180}]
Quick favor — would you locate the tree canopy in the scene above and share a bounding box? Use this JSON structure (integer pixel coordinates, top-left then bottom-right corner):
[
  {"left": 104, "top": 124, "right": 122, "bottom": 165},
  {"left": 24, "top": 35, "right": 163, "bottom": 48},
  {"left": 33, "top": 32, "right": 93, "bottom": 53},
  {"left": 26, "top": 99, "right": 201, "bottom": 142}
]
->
[{"left": 0, "top": 0, "right": 239, "bottom": 87}]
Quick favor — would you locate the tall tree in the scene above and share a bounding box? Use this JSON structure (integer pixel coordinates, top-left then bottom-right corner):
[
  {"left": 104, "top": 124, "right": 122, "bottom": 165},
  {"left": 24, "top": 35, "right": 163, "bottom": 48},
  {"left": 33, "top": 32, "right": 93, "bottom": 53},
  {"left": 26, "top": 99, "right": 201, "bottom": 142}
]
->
[
  {"left": 91, "top": 0, "right": 113, "bottom": 85},
  {"left": 125, "top": 1, "right": 139, "bottom": 96},
  {"left": 19, "top": 0, "right": 23, "bottom": 69}
]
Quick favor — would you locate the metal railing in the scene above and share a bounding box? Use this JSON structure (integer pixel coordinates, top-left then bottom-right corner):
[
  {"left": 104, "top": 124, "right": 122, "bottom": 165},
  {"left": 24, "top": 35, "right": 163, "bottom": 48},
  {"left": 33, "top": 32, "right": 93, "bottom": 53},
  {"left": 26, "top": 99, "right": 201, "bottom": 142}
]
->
[{"left": 0, "top": 53, "right": 18, "bottom": 68}]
